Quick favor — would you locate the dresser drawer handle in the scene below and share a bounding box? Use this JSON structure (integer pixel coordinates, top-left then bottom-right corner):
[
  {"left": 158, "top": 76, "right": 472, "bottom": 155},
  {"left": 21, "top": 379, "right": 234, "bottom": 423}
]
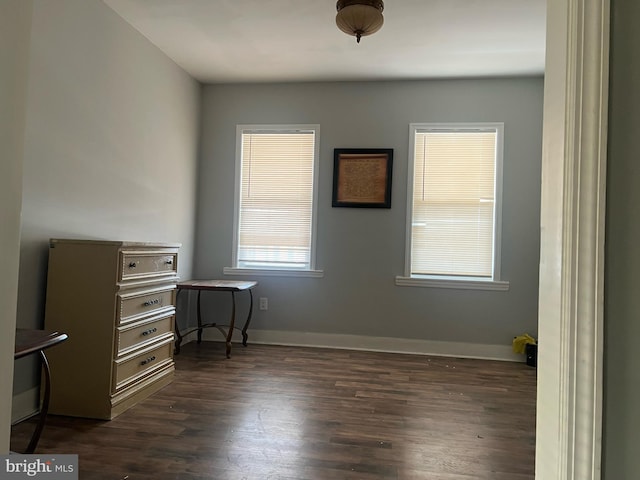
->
[
  {"left": 140, "top": 355, "right": 156, "bottom": 366},
  {"left": 141, "top": 327, "right": 158, "bottom": 336},
  {"left": 143, "top": 299, "right": 160, "bottom": 307},
  {"left": 165, "top": 259, "right": 173, "bottom": 265},
  {"left": 128, "top": 262, "right": 138, "bottom": 268}
]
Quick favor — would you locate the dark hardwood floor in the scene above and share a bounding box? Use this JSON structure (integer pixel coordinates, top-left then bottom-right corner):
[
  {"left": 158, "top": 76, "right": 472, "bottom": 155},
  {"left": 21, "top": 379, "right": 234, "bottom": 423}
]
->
[{"left": 11, "top": 342, "right": 536, "bottom": 479}]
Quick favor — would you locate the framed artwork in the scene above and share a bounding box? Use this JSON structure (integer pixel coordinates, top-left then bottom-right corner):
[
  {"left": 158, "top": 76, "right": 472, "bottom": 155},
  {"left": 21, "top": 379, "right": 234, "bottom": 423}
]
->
[{"left": 332, "top": 148, "right": 393, "bottom": 208}]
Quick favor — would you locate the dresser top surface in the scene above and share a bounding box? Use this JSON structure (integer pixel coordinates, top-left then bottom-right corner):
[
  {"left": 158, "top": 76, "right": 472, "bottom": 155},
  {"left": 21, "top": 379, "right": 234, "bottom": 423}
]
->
[{"left": 49, "top": 239, "right": 182, "bottom": 248}]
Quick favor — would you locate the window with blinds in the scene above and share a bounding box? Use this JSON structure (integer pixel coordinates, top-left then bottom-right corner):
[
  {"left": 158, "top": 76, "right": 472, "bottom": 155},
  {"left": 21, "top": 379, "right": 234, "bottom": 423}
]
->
[
  {"left": 233, "top": 125, "right": 319, "bottom": 271},
  {"left": 407, "top": 123, "right": 504, "bottom": 280}
]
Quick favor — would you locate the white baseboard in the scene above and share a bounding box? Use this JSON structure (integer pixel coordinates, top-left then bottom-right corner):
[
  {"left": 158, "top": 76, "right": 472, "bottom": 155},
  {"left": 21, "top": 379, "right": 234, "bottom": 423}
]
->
[
  {"left": 199, "top": 328, "right": 524, "bottom": 362},
  {"left": 11, "top": 387, "right": 39, "bottom": 424}
]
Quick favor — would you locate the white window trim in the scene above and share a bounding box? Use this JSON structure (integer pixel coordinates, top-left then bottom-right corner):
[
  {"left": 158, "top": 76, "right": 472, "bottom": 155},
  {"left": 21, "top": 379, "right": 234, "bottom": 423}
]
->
[
  {"left": 398, "top": 122, "right": 507, "bottom": 291},
  {"left": 395, "top": 275, "right": 509, "bottom": 291},
  {"left": 224, "top": 267, "right": 324, "bottom": 278},
  {"left": 227, "top": 124, "right": 323, "bottom": 278}
]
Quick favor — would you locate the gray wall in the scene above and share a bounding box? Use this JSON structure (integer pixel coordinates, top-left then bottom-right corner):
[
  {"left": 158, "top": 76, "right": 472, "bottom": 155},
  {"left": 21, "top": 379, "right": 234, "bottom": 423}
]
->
[
  {"left": 12, "top": 0, "right": 201, "bottom": 413},
  {"left": 603, "top": 0, "right": 640, "bottom": 476},
  {"left": 0, "top": 0, "right": 33, "bottom": 452},
  {"left": 196, "top": 78, "right": 543, "bottom": 348}
]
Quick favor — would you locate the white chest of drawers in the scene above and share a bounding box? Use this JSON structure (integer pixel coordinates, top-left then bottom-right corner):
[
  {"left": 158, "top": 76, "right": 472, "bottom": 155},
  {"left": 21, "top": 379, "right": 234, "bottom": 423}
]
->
[{"left": 43, "top": 239, "right": 180, "bottom": 420}]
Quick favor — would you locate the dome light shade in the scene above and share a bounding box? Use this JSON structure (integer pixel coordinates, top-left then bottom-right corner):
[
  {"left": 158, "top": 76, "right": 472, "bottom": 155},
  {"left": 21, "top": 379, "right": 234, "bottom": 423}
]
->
[{"left": 336, "top": 0, "right": 384, "bottom": 44}]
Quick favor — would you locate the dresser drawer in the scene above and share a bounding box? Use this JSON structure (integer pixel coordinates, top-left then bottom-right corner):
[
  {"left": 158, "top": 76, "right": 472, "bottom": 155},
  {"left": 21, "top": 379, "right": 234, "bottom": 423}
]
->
[
  {"left": 119, "top": 250, "right": 178, "bottom": 282},
  {"left": 117, "top": 285, "right": 175, "bottom": 324},
  {"left": 113, "top": 338, "right": 173, "bottom": 392},
  {"left": 116, "top": 314, "right": 174, "bottom": 356}
]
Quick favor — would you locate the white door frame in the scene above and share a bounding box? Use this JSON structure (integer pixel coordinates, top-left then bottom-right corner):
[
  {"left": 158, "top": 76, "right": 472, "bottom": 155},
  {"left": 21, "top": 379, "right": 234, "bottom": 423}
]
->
[{"left": 537, "top": 0, "right": 609, "bottom": 478}]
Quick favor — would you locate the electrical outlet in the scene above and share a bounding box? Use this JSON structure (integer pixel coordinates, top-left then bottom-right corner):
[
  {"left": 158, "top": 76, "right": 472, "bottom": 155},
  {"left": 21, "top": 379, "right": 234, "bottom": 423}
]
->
[{"left": 259, "top": 297, "right": 268, "bottom": 310}]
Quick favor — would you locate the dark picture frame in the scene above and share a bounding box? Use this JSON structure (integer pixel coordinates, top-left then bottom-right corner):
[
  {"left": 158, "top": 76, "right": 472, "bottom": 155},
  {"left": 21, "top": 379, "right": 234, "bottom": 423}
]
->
[{"left": 332, "top": 148, "right": 393, "bottom": 208}]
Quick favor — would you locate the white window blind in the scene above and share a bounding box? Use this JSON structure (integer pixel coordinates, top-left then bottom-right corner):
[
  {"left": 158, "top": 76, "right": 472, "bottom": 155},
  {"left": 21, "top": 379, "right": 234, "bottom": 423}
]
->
[
  {"left": 409, "top": 125, "right": 502, "bottom": 279},
  {"left": 235, "top": 126, "right": 318, "bottom": 270}
]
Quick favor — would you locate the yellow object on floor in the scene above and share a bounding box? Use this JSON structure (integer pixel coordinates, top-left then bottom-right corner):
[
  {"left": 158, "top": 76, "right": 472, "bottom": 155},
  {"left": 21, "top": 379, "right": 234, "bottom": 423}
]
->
[{"left": 512, "top": 333, "right": 537, "bottom": 354}]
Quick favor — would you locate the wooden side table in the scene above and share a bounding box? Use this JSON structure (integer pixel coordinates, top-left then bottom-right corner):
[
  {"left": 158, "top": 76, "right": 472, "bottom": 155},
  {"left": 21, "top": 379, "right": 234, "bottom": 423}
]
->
[
  {"left": 174, "top": 280, "right": 257, "bottom": 358},
  {"left": 14, "top": 328, "right": 68, "bottom": 453}
]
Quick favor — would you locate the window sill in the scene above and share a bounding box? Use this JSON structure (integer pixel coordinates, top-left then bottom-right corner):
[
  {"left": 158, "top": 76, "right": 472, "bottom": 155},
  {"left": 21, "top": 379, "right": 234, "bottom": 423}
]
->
[
  {"left": 395, "top": 276, "right": 510, "bottom": 291},
  {"left": 224, "top": 267, "right": 324, "bottom": 278}
]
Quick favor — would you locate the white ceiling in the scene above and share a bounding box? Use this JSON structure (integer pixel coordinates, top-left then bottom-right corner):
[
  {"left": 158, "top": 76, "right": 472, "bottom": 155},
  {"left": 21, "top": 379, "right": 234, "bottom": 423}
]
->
[{"left": 103, "top": 0, "right": 546, "bottom": 84}]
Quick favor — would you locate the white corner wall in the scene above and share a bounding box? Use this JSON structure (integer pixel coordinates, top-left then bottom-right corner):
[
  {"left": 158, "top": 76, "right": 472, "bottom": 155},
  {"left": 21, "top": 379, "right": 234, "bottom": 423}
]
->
[
  {"left": 12, "top": 0, "right": 201, "bottom": 418},
  {"left": 0, "top": 0, "right": 33, "bottom": 452}
]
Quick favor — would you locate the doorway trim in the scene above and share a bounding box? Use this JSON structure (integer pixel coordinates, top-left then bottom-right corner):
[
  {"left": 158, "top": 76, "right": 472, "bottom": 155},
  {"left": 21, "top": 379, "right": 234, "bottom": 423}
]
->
[{"left": 536, "top": 0, "right": 609, "bottom": 478}]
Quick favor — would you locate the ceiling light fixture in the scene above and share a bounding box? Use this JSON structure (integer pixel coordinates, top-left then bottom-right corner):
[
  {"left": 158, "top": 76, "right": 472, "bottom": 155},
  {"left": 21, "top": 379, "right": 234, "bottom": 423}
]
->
[{"left": 336, "top": 0, "right": 384, "bottom": 44}]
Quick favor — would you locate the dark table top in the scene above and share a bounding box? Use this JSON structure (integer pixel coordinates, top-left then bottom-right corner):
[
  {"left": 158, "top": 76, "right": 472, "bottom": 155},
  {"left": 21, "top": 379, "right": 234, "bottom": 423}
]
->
[{"left": 14, "top": 329, "right": 68, "bottom": 359}]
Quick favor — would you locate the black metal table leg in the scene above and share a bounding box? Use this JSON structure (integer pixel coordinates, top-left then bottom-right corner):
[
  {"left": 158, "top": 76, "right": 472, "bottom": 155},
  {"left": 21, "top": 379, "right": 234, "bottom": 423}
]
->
[
  {"left": 24, "top": 350, "right": 51, "bottom": 454},
  {"left": 196, "top": 290, "right": 203, "bottom": 344},
  {"left": 241, "top": 290, "right": 254, "bottom": 346}
]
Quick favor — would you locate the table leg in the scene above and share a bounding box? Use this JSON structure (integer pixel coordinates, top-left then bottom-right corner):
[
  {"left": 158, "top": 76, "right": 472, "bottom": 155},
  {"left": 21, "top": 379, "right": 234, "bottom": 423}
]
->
[
  {"left": 25, "top": 350, "right": 51, "bottom": 454},
  {"left": 174, "top": 289, "right": 185, "bottom": 354},
  {"left": 197, "top": 290, "right": 203, "bottom": 344},
  {"left": 241, "top": 290, "right": 254, "bottom": 346},
  {"left": 225, "top": 291, "right": 236, "bottom": 359}
]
